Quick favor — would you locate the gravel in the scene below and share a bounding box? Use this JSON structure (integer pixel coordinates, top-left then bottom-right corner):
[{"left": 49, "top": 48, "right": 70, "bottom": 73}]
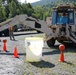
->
[{"left": 0, "top": 31, "right": 76, "bottom": 75}]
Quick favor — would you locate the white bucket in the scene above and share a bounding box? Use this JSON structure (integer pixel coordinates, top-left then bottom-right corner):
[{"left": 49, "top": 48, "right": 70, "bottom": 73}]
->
[{"left": 25, "top": 37, "right": 43, "bottom": 62}]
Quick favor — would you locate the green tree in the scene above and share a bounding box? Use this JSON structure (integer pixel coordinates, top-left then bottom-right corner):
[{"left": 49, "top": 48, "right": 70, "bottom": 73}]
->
[
  {"left": 9, "top": 0, "right": 19, "bottom": 18},
  {"left": 32, "top": 6, "right": 52, "bottom": 20},
  {"left": 0, "top": 0, "right": 6, "bottom": 22},
  {"left": 3, "top": 0, "right": 19, "bottom": 4},
  {"left": 20, "top": 3, "right": 27, "bottom": 14},
  {"left": 32, "top": 6, "right": 44, "bottom": 20},
  {"left": 26, "top": 3, "right": 34, "bottom": 16},
  {"left": 21, "top": 3, "right": 34, "bottom": 16},
  {"left": 42, "top": 7, "right": 52, "bottom": 20}
]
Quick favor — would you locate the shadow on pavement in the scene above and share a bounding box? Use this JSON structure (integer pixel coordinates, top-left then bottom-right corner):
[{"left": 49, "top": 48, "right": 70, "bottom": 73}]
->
[
  {"left": 64, "top": 61, "right": 74, "bottom": 66},
  {"left": 42, "top": 49, "right": 60, "bottom": 56},
  {"left": 30, "top": 60, "right": 55, "bottom": 68},
  {"left": 0, "top": 52, "right": 26, "bottom": 56},
  {"left": 43, "top": 45, "right": 60, "bottom": 56}
]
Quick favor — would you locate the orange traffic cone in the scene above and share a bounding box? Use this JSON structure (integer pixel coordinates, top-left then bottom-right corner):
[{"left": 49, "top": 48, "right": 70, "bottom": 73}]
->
[
  {"left": 59, "top": 44, "right": 65, "bottom": 62},
  {"left": 13, "top": 47, "right": 19, "bottom": 58},
  {"left": 3, "top": 39, "right": 7, "bottom": 51},
  {"left": 3, "top": 43, "right": 7, "bottom": 51},
  {"left": 59, "top": 51, "right": 64, "bottom": 62}
]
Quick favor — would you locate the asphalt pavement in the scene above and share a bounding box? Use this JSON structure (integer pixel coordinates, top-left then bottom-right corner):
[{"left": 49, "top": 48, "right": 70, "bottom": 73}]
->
[{"left": 0, "top": 31, "right": 76, "bottom": 75}]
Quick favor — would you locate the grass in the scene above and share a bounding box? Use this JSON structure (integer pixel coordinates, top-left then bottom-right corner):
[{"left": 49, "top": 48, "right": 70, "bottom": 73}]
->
[{"left": 23, "top": 35, "right": 76, "bottom": 75}]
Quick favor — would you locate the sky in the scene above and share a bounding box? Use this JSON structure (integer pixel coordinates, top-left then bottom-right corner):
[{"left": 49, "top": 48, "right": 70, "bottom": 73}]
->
[{"left": 19, "top": 0, "right": 40, "bottom": 3}]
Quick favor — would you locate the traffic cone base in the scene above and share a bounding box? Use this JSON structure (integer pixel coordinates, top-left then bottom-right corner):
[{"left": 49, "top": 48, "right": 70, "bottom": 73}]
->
[
  {"left": 13, "top": 47, "right": 19, "bottom": 58},
  {"left": 3, "top": 42, "right": 7, "bottom": 51},
  {"left": 59, "top": 51, "right": 64, "bottom": 62},
  {"left": 13, "top": 55, "right": 19, "bottom": 58}
]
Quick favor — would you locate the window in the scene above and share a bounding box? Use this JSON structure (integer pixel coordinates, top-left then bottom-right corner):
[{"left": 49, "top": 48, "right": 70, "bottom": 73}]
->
[
  {"left": 69, "top": 12, "right": 74, "bottom": 24},
  {"left": 52, "top": 11, "right": 57, "bottom": 25},
  {"left": 57, "top": 12, "right": 68, "bottom": 25}
]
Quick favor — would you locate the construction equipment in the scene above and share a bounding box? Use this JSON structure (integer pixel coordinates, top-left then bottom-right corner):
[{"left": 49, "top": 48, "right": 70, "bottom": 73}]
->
[
  {"left": 0, "top": 4, "right": 76, "bottom": 47},
  {"left": 46, "top": 4, "right": 76, "bottom": 47}
]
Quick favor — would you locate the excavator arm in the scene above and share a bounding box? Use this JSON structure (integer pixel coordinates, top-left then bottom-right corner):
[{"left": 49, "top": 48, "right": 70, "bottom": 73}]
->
[
  {"left": 0, "top": 14, "right": 28, "bottom": 32},
  {"left": 0, "top": 14, "right": 54, "bottom": 40}
]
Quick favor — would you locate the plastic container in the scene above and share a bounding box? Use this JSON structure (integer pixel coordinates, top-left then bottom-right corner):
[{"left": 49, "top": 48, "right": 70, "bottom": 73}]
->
[{"left": 25, "top": 37, "right": 43, "bottom": 62}]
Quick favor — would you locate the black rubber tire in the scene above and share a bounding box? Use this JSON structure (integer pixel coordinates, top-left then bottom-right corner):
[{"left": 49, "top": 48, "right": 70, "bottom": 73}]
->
[{"left": 46, "top": 38, "right": 55, "bottom": 47}]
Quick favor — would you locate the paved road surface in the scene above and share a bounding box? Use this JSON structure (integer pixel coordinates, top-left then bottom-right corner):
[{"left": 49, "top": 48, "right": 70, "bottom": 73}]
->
[{"left": 0, "top": 31, "right": 76, "bottom": 75}]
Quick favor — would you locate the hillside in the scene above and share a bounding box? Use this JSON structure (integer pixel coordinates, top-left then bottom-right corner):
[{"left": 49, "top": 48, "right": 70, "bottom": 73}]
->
[
  {"left": 31, "top": 0, "right": 58, "bottom": 6},
  {"left": 31, "top": 0, "right": 76, "bottom": 7}
]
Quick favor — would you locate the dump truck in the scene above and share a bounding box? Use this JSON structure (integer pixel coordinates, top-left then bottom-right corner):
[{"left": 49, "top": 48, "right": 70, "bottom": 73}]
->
[{"left": 0, "top": 4, "right": 76, "bottom": 47}]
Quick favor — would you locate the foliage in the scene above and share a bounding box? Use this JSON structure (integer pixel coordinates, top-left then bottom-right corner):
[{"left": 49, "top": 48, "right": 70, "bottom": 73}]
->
[
  {"left": 31, "top": 0, "right": 76, "bottom": 6},
  {"left": 31, "top": 0, "right": 58, "bottom": 6},
  {"left": 9, "top": 0, "right": 18, "bottom": 17},
  {"left": 0, "top": 0, "right": 76, "bottom": 23},
  {"left": 0, "top": 0, "right": 6, "bottom": 22},
  {"left": 32, "top": 6, "right": 44, "bottom": 19}
]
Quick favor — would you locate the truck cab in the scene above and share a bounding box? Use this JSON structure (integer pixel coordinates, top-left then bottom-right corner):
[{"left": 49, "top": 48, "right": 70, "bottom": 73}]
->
[{"left": 52, "top": 8, "right": 74, "bottom": 25}]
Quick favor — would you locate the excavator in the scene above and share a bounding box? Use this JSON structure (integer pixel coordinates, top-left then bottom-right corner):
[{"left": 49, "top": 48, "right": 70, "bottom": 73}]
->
[{"left": 0, "top": 4, "right": 76, "bottom": 47}]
